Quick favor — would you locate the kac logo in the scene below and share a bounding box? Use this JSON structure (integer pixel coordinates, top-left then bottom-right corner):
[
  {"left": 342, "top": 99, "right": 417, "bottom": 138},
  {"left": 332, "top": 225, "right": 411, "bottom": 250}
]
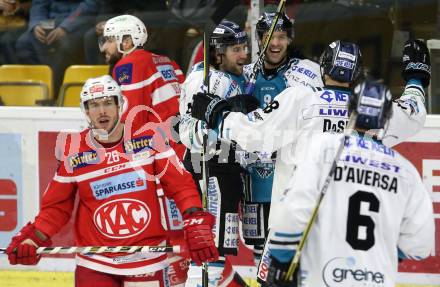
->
[
  {"left": 94, "top": 198, "right": 151, "bottom": 239},
  {"left": 323, "top": 257, "right": 385, "bottom": 287}
]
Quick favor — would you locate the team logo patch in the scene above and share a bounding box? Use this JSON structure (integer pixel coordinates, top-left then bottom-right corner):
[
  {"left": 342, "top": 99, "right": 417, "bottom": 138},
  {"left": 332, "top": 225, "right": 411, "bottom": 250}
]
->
[
  {"left": 68, "top": 151, "right": 99, "bottom": 170},
  {"left": 90, "top": 171, "right": 147, "bottom": 200},
  {"left": 254, "top": 162, "right": 274, "bottom": 178},
  {"left": 94, "top": 198, "right": 151, "bottom": 239},
  {"left": 115, "top": 63, "right": 133, "bottom": 84}
]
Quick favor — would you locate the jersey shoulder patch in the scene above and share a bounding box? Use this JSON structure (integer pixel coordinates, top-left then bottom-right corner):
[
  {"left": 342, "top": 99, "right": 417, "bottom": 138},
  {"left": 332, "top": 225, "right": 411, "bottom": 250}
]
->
[{"left": 115, "top": 63, "right": 133, "bottom": 85}]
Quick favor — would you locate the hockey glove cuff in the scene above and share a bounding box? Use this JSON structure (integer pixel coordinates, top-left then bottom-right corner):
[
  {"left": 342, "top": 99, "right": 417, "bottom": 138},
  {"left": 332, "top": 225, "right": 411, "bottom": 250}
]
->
[
  {"left": 6, "top": 222, "right": 52, "bottom": 265},
  {"left": 191, "top": 93, "right": 231, "bottom": 129},
  {"left": 266, "top": 256, "right": 298, "bottom": 287},
  {"left": 183, "top": 211, "right": 219, "bottom": 265},
  {"left": 227, "top": 94, "right": 260, "bottom": 113},
  {"left": 402, "top": 39, "right": 431, "bottom": 88}
]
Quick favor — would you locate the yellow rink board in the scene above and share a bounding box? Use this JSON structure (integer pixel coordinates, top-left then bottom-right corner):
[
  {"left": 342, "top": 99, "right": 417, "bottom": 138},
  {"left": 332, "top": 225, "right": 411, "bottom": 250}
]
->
[{"left": 0, "top": 270, "right": 438, "bottom": 287}]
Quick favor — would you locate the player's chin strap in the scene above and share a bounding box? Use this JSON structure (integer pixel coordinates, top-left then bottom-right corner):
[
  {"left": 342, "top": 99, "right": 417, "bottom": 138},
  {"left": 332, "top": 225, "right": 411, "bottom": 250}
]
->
[{"left": 117, "top": 43, "right": 140, "bottom": 56}]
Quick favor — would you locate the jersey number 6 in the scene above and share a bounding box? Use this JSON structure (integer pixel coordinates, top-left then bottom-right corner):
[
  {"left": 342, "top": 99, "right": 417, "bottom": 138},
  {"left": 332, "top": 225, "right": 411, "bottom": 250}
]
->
[{"left": 346, "top": 190, "right": 379, "bottom": 251}]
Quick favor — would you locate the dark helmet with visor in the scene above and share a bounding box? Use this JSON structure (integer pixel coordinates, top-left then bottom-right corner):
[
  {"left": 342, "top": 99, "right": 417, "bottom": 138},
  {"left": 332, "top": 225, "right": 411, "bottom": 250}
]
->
[
  {"left": 256, "top": 12, "right": 294, "bottom": 40},
  {"left": 210, "top": 20, "right": 248, "bottom": 54}
]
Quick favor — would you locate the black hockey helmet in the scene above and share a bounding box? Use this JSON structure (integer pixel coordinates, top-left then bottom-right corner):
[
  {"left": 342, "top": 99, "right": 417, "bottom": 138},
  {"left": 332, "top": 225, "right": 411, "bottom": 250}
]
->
[
  {"left": 349, "top": 80, "right": 393, "bottom": 130},
  {"left": 256, "top": 12, "right": 294, "bottom": 40},
  {"left": 320, "top": 40, "right": 362, "bottom": 84},
  {"left": 210, "top": 20, "right": 248, "bottom": 54}
]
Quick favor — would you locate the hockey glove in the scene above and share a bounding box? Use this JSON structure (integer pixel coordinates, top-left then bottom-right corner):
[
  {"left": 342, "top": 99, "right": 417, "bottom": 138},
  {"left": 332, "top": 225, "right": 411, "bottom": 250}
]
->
[
  {"left": 191, "top": 92, "right": 231, "bottom": 129},
  {"left": 227, "top": 94, "right": 260, "bottom": 113},
  {"left": 402, "top": 39, "right": 431, "bottom": 88},
  {"left": 183, "top": 210, "right": 219, "bottom": 265},
  {"left": 266, "top": 256, "right": 298, "bottom": 287},
  {"left": 6, "top": 222, "right": 52, "bottom": 265}
]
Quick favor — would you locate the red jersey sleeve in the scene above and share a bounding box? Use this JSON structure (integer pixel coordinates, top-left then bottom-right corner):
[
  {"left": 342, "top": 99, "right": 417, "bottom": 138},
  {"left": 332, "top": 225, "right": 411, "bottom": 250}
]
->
[
  {"left": 152, "top": 135, "right": 201, "bottom": 213},
  {"left": 114, "top": 51, "right": 184, "bottom": 130},
  {"left": 34, "top": 135, "right": 78, "bottom": 238},
  {"left": 148, "top": 55, "right": 183, "bottom": 122}
]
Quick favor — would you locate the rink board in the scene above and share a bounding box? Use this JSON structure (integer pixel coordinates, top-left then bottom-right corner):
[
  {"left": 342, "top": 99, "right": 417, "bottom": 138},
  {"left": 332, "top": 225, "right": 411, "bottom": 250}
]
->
[{"left": 0, "top": 107, "right": 439, "bottom": 286}]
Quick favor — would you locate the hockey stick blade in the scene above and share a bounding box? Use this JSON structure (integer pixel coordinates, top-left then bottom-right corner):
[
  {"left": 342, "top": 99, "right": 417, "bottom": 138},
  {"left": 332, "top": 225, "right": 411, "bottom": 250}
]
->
[{"left": 0, "top": 245, "right": 181, "bottom": 255}]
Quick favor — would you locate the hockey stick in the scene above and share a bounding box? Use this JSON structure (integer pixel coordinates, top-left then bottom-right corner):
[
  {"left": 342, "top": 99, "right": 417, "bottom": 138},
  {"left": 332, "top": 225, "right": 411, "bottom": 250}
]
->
[
  {"left": 283, "top": 112, "right": 357, "bottom": 281},
  {"left": 0, "top": 245, "right": 181, "bottom": 255},
  {"left": 200, "top": 2, "right": 239, "bottom": 287},
  {"left": 245, "top": 0, "right": 286, "bottom": 95}
]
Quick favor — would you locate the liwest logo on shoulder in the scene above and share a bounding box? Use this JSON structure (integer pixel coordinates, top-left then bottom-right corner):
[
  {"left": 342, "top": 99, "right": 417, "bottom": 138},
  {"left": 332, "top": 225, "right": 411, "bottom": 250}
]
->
[
  {"left": 115, "top": 63, "right": 133, "bottom": 84},
  {"left": 90, "top": 171, "right": 147, "bottom": 200},
  {"left": 124, "top": 135, "right": 153, "bottom": 154},
  {"left": 68, "top": 151, "right": 99, "bottom": 170}
]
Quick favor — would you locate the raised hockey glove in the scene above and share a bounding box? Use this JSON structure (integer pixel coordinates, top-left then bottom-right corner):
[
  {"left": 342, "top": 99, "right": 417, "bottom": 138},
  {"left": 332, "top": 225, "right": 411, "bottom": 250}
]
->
[
  {"left": 402, "top": 39, "right": 431, "bottom": 88},
  {"left": 6, "top": 222, "right": 52, "bottom": 265},
  {"left": 183, "top": 210, "right": 219, "bottom": 265},
  {"left": 191, "top": 92, "right": 231, "bottom": 129},
  {"left": 227, "top": 94, "right": 260, "bottom": 113},
  {"left": 266, "top": 256, "right": 298, "bottom": 287}
]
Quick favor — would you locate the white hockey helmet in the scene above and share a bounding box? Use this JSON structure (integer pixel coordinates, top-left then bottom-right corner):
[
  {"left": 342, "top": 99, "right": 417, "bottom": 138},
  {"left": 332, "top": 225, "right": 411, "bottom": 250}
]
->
[
  {"left": 103, "top": 15, "right": 148, "bottom": 54},
  {"left": 80, "top": 75, "right": 124, "bottom": 121}
]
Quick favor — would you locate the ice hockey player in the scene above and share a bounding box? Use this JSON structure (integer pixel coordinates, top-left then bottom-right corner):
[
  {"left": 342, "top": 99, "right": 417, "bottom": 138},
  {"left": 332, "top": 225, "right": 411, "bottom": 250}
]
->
[
  {"left": 100, "top": 15, "right": 189, "bottom": 285},
  {"left": 100, "top": 14, "right": 185, "bottom": 157},
  {"left": 266, "top": 79, "right": 434, "bottom": 287},
  {"left": 179, "top": 20, "right": 258, "bottom": 287},
  {"left": 6, "top": 75, "right": 218, "bottom": 287},
  {"left": 190, "top": 38, "right": 430, "bottom": 283},
  {"left": 240, "top": 11, "right": 323, "bottom": 269}
]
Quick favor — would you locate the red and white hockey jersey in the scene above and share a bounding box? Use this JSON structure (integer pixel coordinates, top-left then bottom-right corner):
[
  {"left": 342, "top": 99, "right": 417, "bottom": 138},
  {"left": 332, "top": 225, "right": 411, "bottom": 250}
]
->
[
  {"left": 34, "top": 126, "right": 201, "bottom": 275},
  {"left": 112, "top": 49, "right": 185, "bottom": 158},
  {"left": 113, "top": 49, "right": 184, "bottom": 126}
]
